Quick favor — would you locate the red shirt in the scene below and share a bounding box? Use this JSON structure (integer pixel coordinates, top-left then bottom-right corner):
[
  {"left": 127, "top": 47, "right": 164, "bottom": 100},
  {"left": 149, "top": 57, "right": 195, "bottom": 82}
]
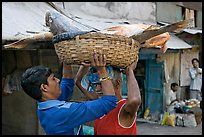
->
[{"left": 94, "top": 99, "right": 137, "bottom": 135}]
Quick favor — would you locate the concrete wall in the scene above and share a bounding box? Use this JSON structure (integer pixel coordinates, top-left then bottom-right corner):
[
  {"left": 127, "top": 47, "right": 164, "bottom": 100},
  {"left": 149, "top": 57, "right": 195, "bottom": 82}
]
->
[
  {"left": 156, "top": 2, "right": 202, "bottom": 28},
  {"left": 2, "top": 88, "right": 38, "bottom": 135},
  {"left": 2, "top": 50, "right": 17, "bottom": 77},
  {"left": 2, "top": 50, "right": 38, "bottom": 135},
  {"left": 156, "top": 2, "right": 182, "bottom": 23},
  {"left": 196, "top": 11, "right": 202, "bottom": 28}
]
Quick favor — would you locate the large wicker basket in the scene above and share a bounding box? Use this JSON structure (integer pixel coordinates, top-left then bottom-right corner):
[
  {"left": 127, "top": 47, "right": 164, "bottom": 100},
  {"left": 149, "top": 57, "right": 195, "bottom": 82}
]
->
[{"left": 54, "top": 32, "right": 140, "bottom": 68}]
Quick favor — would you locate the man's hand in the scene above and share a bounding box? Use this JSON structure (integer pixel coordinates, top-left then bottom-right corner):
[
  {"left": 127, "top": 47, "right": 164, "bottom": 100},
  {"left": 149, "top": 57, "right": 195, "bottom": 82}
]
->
[
  {"left": 91, "top": 50, "right": 108, "bottom": 78},
  {"left": 91, "top": 50, "right": 106, "bottom": 70},
  {"left": 90, "top": 50, "right": 115, "bottom": 96},
  {"left": 197, "top": 69, "right": 202, "bottom": 74},
  {"left": 75, "top": 62, "right": 99, "bottom": 100},
  {"left": 75, "top": 63, "right": 90, "bottom": 84},
  {"left": 125, "top": 57, "right": 138, "bottom": 76}
]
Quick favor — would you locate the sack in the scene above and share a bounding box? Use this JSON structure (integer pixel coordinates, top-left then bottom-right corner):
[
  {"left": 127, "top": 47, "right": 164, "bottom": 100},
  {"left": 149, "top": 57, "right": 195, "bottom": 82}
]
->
[
  {"left": 190, "top": 107, "right": 202, "bottom": 125},
  {"left": 183, "top": 114, "right": 197, "bottom": 127},
  {"left": 165, "top": 114, "right": 176, "bottom": 127},
  {"left": 176, "top": 114, "right": 197, "bottom": 127},
  {"left": 143, "top": 108, "right": 150, "bottom": 119},
  {"left": 176, "top": 114, "right": 184, "bottom": 127},
  {"left": 161, "top": 112, "right": 169, "bottom": 125}
]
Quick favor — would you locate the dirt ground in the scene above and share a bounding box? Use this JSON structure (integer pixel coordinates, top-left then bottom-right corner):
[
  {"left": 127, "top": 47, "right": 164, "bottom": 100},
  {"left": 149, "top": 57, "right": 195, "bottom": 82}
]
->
[{"left": 136, "top": 121, "right": 202, "bottom": 135}]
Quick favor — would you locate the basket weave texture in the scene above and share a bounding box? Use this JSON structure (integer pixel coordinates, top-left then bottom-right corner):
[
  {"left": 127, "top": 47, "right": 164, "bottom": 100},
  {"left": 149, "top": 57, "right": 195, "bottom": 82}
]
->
[{"left": 54, "top": 32, "right": 140, "bottom": 68}]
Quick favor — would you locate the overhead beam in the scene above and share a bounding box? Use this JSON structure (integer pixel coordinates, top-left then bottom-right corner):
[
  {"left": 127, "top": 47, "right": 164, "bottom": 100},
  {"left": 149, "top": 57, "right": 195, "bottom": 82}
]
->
[{"left": 172, "top": 2, "right": 202, "bottom": 11}]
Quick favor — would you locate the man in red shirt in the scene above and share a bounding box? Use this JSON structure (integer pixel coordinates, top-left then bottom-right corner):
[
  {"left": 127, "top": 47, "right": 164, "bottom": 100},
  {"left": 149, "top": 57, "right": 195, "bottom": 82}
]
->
[{"left": 76, "top": 58, "right": 141, "bottom": 135}]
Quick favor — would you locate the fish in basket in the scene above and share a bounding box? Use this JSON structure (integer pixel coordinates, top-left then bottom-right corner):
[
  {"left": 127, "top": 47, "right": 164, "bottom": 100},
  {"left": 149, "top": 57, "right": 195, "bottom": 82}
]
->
[
  {"left": 45, "top": 10, "right": 191, "bottom": 68},
  {"left": 3, "top": 10, "right": 192, "bottom": 68}
]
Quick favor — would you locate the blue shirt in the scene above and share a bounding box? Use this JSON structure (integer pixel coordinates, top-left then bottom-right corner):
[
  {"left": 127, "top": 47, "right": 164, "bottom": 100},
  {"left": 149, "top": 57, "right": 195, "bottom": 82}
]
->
[
  {"left": 37, "top": 78, "right": 117, "bottom": 135},
  {"left": 58, "top": 78, "right": 75, "bottom": 101},
  {"left": 81, "top": 66, "right": 114, "bottom": 92}
]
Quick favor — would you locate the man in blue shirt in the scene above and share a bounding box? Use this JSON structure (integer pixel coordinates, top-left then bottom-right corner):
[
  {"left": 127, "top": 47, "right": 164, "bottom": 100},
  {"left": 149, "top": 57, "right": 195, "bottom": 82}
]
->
[{"left": 21, "top": 50, "right": 117, "bottom": 135}]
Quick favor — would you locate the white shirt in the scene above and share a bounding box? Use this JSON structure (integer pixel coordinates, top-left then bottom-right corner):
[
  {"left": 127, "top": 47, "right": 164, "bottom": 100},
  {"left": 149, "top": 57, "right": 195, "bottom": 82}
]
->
[
  {"left": 189, "top": 67, "right": 202, "bottom": 91},
  {"left": 166, "top": 89, "right": 177, "bottom": 106}
]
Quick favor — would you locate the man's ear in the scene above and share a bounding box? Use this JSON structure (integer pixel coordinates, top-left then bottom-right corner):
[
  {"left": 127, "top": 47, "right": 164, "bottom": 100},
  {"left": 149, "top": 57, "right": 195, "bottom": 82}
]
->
[{"left": 40, "top": 84, "right": 48, "bottom": 92}]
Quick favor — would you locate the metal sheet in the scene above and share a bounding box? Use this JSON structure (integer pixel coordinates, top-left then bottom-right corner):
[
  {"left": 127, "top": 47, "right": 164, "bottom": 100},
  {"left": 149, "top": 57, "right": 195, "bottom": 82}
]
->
[
  {"left": 182, "top": 29, "right": 202, "bottom": 34},
  {"left": 158, "top": 21, "right": 202, "bottom": 34},
  {"left": 166, "top": 34, "right": 192, "bottom": 49},
  {"left": 2, "top": 2, "right": 157, "bottom": 40},
  {"left": 2, "top": 2, "right": 52, "bottom": 39}
]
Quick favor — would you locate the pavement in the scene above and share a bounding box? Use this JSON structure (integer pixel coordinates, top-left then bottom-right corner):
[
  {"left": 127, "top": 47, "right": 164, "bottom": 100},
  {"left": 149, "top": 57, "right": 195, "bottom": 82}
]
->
[{"left": 136, "top": 121, "right": 202, "bottom": 135}]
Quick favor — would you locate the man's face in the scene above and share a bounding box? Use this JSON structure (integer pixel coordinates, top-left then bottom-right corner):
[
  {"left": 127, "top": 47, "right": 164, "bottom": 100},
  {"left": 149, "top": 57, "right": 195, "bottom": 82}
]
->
[
  {"left": 46, "top": 73, "right": 61, "bottom": 98},
  {"left": 172, "top": 85, "right": 178, "bottom": 92},
  {"left": 95, "top": 84, "right": 103, "bottom": 97},
  {"left": 94, "top": 79, "right": 122, "bottom": 100},
  {"left": 192, "top": 60, "right": 199, "bottom": 68}
]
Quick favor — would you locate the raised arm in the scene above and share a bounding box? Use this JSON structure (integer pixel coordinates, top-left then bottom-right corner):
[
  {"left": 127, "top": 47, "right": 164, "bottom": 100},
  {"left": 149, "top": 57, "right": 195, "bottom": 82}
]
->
[
  {"left": 58, "top": 63, "right": 74, "bottom": 101},
  {"left": 189, "top": 67, "right": 202, "bottom": 80},
  {"left": 91, "top": 50, "right": 115, "bottom": 96},
  {"left": 63, "top": 62, "right": 74, "bottom": 79},
  {"left": 123, "top": 59, "right": 141, "bottom": 116},
  {"left": 75, "top": 64, "right": 99, "bottom": 100}
]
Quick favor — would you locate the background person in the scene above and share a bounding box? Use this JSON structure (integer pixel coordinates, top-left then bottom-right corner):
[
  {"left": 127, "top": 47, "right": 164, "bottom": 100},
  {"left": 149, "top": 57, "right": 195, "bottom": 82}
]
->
[
  {"left": 189, "top": 58, "right": 202, "bottom": 101},
  {"left": 166, "top": 83, "right": 180, "bottom": 113}
]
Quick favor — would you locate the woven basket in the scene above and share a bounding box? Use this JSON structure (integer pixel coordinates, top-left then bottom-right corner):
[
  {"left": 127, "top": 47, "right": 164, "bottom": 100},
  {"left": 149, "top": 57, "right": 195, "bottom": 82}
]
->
[{"left": 54, "top": 32, "right": 140, "bottom": 68}]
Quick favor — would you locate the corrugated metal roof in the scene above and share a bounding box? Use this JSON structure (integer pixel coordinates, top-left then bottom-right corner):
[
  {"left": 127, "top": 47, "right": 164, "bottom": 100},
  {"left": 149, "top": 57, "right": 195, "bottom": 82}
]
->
[
  {"left": 158, "top": 21, "right": 202, "bottom": 34},
  {"left": 166, "top": 34, "right": 192, "bottom": 49},
  {"left": 2, "top": 2, "right": 193, "bottom": 50},
  {"left": 182, "top": 28, "right": 202, "bottom": 34},
  {"left": 2, "top": 2, "right": 158, "bottom": 39}
]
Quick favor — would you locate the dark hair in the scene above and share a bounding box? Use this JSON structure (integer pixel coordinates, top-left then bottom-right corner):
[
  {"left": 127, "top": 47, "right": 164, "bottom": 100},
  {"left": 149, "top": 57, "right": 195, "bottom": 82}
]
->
[
  {"left": 171, "top": 83, "right": 178, "bottom": 89},
  {"left": 191, "top": 58, "right": 199, "bottom": 64},
  {"left": 21, "top": 66, "right": 52, "bottom": 101}
]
